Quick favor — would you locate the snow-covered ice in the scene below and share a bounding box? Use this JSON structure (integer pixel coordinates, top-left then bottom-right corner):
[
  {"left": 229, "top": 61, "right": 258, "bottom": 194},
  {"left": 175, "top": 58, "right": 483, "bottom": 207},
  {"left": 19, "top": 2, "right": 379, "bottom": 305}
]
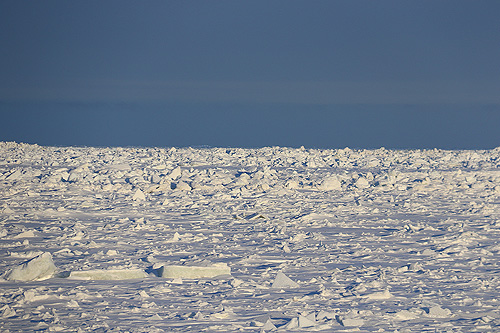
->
[
  {"left": 4, "top": 252, "right": 56, "bottom": 281},
  {"left": 271, "top": 271, "right": 299, "bottom": 289},
  {"left": 157, "top": 263, "right": 230, "bottom": 279},
  {"left": 1, "top": 142, "right": 500, "bottom": 332},
  {"left": 67, "top": 269, "right": 149, "bottom": 280}
]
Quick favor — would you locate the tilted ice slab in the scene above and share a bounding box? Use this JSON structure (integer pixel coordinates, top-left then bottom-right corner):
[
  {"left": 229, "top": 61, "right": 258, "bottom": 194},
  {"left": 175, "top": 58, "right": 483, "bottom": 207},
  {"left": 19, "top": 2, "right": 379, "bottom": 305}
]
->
[
  {"left": 4, "top": 252, "right": 56, "bottom": 281},
  {"left": 67, "top": 269, "right": 148, "bottom": 280},
  {"left": 271, "top": 272, "right": 299, "bottom": 289},
  {"left": 157, "top": 263, "right": 230, "bottom": 279}
]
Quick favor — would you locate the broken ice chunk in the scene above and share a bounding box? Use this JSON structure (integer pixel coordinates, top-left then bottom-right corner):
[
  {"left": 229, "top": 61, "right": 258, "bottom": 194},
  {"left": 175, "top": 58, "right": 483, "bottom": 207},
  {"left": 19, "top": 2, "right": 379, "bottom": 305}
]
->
[
  {"left": 340, "top": 317, "right": 364, "bottom": 327},
  {"left": 298, "top": 314, "right": 316, "bottom": 328},
  {"left": 132, "top": 189, "right": 146, "bottom": 201},
  {"left": 424, "top": 305, "right": 452, "bottom": 318},
  {"left": 5, "top": 252, "right": 56, "bottom": 281},
  {"left": 271, "top": 272, "right": 299, "bottom": 289},
  {"left": 317, "top": 176, "right": 342, "bottom": 191}
]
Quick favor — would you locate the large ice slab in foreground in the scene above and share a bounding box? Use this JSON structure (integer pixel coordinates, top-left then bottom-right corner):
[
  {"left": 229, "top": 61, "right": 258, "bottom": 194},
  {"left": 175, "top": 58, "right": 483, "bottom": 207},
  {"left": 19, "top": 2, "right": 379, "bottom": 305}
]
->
[{"left": 4, "top": 252, "right": 56, "bottom": 281}]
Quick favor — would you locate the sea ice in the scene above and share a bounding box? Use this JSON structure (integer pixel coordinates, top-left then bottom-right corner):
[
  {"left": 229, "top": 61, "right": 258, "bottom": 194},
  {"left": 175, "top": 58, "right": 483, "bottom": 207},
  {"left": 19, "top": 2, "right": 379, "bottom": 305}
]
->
[
  {"left": 157, "top": 263, "right": 231, "bottom": 279},
  {"left": 394, "top": 309, "right": 419, "bottom": 320},
  {"left": 340, "top": 317, "right": 364, "bottom": 327},
  {"left": 282, "top": 317, "right": 299, "bottom": 329},
  {"left": 67, "top": 268, "right": 148, "bottom": 280},
  {"left": 174, "top": 181, "right": 192, "bottom": 191},
  {"left": 132, "top": 189, "right": 146, "bottom": 201},
  {"left": 1, "top": 142, "right": 499, "bottom": 332},
  {"left": 298, "top": 314, "right": 316, "bottom": 328},
  {"left": 271, "top": 272, "right": 299, "bottom": 289},
  {"left": 168, "top": 166, "right": 182, "bottom": 180},
  {"left": 1, "top": 305, "right": 17, "bottom": 318},
  {"left": 261, "top": 318, "right": 277, "bottom": 331},
  {"left": 317, "top": 176, "right": 342, "bottom": 191},
  {"left": 5, "top": 252, "right": 56, "bottom": 281},
  {"left": 354, "top": 177, "right": 370, "bottom": 189},
  {"left": 363, "top": 289, "right": 393, "bottom": 300},
  {"left": 424, "top": 305, "right": 452, "bottom": 318},
  {"left": 13, "top": 230, "right": 36, "bottom": 238}
]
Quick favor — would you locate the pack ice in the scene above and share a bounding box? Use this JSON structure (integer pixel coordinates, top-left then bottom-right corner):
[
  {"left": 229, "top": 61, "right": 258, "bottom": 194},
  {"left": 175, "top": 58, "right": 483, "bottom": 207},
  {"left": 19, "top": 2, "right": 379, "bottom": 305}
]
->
[{"left": 1, "top": 142, "right": 500, "bottom": 332}]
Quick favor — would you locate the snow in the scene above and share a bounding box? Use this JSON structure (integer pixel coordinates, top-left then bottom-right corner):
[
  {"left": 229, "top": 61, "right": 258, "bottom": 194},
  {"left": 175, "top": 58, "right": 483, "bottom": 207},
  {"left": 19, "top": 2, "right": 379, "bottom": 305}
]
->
[{"left": 0, "top": 141, "right": 500, "bottom": 332}]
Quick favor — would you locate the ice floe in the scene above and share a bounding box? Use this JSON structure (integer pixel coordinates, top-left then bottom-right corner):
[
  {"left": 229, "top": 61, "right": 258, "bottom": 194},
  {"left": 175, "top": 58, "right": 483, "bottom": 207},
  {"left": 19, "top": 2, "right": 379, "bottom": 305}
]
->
[
  {"left": 4, "top": 252, "right": 56, "bottom": 281},
  {"left": 156, "top": 263, "right": 231, "bottom": 279},
  {"left": 66, "top": 268, "right": 148, "bottom": 280}
]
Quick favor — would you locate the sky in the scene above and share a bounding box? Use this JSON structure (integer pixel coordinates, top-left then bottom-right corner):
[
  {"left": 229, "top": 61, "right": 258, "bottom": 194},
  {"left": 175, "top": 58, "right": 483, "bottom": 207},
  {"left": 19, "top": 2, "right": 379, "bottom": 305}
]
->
[{"left": 1, "top": 0, "right": 499, "bottom": 149}]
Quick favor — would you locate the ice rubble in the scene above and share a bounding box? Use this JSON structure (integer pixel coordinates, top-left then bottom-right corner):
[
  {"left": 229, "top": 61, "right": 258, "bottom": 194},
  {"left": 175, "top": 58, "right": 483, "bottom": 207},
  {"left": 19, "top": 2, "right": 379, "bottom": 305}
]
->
[{"left": 0, "top": 142, "right": 499, "bottom": 332}]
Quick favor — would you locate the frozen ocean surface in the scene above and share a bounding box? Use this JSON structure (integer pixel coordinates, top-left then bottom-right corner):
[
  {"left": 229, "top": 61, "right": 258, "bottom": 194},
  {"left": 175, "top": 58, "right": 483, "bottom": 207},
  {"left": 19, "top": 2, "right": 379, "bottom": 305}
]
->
[{"left": 1, "top": 142, "right": 500, "bottom": 332}]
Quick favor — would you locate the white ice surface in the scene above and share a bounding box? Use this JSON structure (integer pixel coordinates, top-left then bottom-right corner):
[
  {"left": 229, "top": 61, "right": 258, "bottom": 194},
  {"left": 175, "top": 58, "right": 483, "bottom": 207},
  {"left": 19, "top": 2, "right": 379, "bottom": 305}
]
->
[
  {"left": 158, "top": 263, "right": 230, "bottom": 279},
  {"left": 4, "top": 252, "right": 56, "bottom": 281},
  {"left": 271, "top": 271, "right": 299, "bottom": 289},
  {"left": 67, "top": 268, "right": 149, "bottom": 280},
  {"left": 1, "top": 142, "right": 500, "bottom": 332}
]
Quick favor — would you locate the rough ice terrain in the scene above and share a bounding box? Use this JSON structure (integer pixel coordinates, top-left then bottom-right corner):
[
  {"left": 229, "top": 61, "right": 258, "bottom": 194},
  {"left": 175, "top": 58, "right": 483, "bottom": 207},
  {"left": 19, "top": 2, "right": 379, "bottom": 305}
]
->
[{"left": 1, "top": 141, "right": 500, "bottom": 332}]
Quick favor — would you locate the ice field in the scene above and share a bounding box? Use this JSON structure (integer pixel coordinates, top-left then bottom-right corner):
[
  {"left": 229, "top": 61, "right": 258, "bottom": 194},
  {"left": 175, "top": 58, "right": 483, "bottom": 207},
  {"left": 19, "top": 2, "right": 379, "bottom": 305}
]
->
[{"left": 1, "top": 141, "right": 500, "bottom": 332}]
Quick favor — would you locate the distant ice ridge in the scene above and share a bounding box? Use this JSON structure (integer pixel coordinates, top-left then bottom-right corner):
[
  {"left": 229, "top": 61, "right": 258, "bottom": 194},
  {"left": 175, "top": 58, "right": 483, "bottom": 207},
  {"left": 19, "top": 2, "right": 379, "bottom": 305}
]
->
[{"left": 2, "top": 142, "right": 499, "bottom": 197}]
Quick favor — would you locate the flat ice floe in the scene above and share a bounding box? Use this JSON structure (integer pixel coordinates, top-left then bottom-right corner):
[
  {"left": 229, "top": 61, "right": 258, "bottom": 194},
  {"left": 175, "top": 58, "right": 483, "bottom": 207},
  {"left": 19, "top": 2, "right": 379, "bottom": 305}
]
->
[
  {"left": 0, "top": 142, "right": 500, "bottom": 332},
  {"left": 157, "top": 263, "right": 230, "bottom": 279},
  {"left": 67, "top": 268, "right": 149, "bottom": 280}
]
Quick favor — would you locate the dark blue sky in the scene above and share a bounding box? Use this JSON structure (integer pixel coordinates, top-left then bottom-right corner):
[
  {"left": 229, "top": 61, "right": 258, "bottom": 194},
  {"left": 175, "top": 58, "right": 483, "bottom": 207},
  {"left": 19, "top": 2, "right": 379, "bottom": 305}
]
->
[{"left": 1, "top": 1, "right": 499, "bottom": 149}]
